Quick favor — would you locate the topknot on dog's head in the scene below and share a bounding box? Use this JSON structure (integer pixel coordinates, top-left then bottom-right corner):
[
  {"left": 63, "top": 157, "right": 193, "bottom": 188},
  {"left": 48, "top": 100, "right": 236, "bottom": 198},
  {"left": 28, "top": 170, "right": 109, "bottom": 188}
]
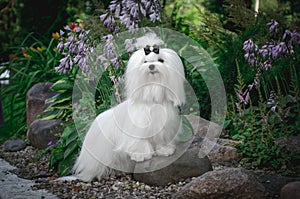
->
[{"left": 134, "top": 32, "right": 164, "bottom": 50}]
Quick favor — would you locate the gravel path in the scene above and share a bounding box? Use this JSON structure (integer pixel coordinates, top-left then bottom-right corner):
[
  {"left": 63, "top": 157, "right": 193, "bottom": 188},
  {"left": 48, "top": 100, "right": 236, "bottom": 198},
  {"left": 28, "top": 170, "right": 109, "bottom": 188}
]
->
[
  {"left": 0, "top": 145, "right": 195, "bottom": 198},
  {"left": 1, "top": 145, "right": 298, "bottom": 198}
]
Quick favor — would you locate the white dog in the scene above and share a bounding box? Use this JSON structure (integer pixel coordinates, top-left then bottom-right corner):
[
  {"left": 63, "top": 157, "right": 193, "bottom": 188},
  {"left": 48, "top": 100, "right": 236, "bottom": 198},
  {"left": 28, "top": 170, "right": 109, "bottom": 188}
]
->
[{"left": 72, "top": 33, "right": 186, "bottom": 182}]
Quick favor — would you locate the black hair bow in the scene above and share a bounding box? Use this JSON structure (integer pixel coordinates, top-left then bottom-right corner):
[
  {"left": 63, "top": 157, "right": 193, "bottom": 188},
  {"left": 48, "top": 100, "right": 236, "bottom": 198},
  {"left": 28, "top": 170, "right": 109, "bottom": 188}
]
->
[{"left": 144, "top": 45, "right": 159, "bottom": 55}]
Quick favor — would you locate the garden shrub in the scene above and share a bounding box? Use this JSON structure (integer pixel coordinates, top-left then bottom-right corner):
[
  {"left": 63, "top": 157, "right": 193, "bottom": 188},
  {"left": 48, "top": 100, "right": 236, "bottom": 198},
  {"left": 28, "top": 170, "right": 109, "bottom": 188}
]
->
[
  {"left": 225, "top": 19, "right": 300, "bottom": 175},
  {"left": 0, "top": 34, "right": 61, "bottom": 143}
]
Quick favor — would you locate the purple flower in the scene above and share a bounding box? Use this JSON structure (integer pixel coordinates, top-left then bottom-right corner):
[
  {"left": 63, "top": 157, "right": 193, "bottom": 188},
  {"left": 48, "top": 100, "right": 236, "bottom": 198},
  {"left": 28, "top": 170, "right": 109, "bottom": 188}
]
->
[
  {"left": 271, "top": 106, "right": 277, "bottom": 112},
  {"left": 282, "top": 29, "right": 292, "bottom": 40},
  {"left": 267, "top": 19, "right": 279, "bottom": 35},
  {"left": 125, "top": 38, "right": 135, "bottom": 52},
  {"left": 262, "top": 59, "right": 272, "bottom": 70},
  {"left": 267, "top": 91, "right": 278, "bottom": 112},
  {"left": 244, "top": 91, "right": 250, "bottom": 104},
  {"left": 149, "top": 13, "right": 158, "bottom": 22},
  {"left": 289, "top": 31, "right": 300, "bottom": 46},
  {"left": 59, "top": 30, "right": 65, "bottom": 36},
  {"left": 243, "top": 39, "right": 258, "bottom": 53},
  {"left": 55, "top": 22, "right": 94, "bottom": 74},
  {"left": 243, "top": 39, "right": 260, "bottom": 67},
  {"left": 244, "top": 52, "right": 257, "bottom": 66},
  {"left": 271, "top": 42, "right": 288, "bottom": 58},
  {"left": 57, "top": 42, "right": 64, "bottom": 52},
  {"left": 140, "top": 4, "right": 146, "bottom": 16},
  {"left": 263, "top": 116, "right": 268, "bottom": 125},
  {"left": 248, "top": 83, "right": 254, "bottom": 91},
  {"left": 237, "top": 90, "right": 250, "bottom": 105},
  {"left": 103, "top": 15, "right": 116, "bottom": 32},
  {"left": 254, "top": 77, "right": 260, "bottom": 88},
  {"left": 259, "top": 42, "right": 275, "bottom": 58},
  {"left": 243, "top": 20, "right": 300, "bottom": 91},
  {"left": 100, "top": 13, "right": 108, "bottom": 21},
  {"left": 96, "top": 55, "right": 107, "bottom": 65},
  {"left": 235, "top": 103, "right": 244, "bottom": 116},
  {"left": 100, "top": 0, "right": 161, "bottom": 33},
  {"left": 97, "top": 34, "right": 122, "bottom": 70},
  {"left": 258, "top": 48, "right": 268, "bottom": 58}
]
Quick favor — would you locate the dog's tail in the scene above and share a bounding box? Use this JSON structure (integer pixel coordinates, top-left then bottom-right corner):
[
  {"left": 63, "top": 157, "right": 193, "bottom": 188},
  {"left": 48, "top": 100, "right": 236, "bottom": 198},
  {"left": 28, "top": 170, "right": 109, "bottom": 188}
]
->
[
  {"left": 54, "top": 146, "right": 112, "bottom": 182},
  {"left": 71, "top": 116, "right": 115, "bottom": 182},
  {"left": 72, "top": 145, "right": 112, "bottom": 182}
]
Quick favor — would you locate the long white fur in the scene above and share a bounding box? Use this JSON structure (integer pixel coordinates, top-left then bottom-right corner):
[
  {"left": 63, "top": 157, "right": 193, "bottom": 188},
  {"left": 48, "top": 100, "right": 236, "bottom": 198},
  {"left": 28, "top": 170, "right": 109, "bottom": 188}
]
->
[{"left": 62, "top": 33, "right": 186, "bottom": 182}]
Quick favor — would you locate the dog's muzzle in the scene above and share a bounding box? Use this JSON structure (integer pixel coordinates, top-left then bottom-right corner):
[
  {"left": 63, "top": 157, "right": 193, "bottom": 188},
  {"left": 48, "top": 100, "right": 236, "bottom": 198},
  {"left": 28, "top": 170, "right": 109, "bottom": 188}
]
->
[{"left": 148, "top": 64, "right": 158, "bottom": 75}]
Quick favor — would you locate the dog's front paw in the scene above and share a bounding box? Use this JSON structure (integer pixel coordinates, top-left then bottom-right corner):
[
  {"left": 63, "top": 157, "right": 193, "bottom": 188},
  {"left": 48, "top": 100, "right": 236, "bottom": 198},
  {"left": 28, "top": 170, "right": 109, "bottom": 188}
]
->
[
  {"left": 156, "top": 145, "right": 175, "bottom": 157},
  {"left": 130, "top": 153, "right": 153, "bottom": 162}
]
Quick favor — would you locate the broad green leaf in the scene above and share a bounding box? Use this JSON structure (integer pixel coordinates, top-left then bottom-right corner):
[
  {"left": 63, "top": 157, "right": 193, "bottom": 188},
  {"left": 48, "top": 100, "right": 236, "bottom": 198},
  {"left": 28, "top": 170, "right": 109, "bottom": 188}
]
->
[
  {"left": 64, "top": 140, "right": 79, "bottom": 159},
  {"left": 61, "top": 126, "right": 75, "bottom": 140},
  {"left": 41, "top": 109, "right": 64, "bottom": 120},
  {"left": 58, "top": 157, "right": 74, "bottom": 176},
  {"left": 51, "top": 79, "right": 74, "bottom": 92},
  {"left": 45, "top": 92, "right": 72, "bottom": 104}
]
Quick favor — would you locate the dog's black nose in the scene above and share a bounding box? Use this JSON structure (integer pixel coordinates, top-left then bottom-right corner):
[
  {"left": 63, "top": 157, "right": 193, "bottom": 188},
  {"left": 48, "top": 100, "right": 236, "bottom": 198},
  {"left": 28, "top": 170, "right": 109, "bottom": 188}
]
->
[{"left": 149, "top": 64, "right": 155, "bottom": 70}]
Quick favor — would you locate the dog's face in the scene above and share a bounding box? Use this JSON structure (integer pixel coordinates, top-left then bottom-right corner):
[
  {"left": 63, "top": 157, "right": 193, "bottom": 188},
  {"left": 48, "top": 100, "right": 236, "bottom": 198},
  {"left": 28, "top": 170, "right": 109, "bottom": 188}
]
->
[
  {"left": 125, "top": 45, "right": 186, "bottom": 106},
  {"left": 142, "top": 49, "right": 166, "bottom": 78}
]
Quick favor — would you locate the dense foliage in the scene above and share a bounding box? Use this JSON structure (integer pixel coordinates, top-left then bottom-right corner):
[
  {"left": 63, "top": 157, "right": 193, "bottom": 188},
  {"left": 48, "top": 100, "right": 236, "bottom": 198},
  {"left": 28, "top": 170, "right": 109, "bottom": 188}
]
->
[{"left": 0, "top": 0, "right": 299, "bottom": 176}]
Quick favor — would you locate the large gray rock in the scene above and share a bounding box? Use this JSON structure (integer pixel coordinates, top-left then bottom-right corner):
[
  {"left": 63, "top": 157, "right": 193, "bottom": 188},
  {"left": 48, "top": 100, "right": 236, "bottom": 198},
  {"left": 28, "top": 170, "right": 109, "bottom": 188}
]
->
[
  {"left": 254, "top": 171, "right": 300, "bottom": 198},
  {"left": 27, "top": 119, "right": 63, "bottom": 149},
  {"left": 0, "top": 158, "right": 59, "bottom": 198},
  {"left": 280, "top": 181, "right": 300, "bottom": 199},
  {"left": 174, "top": 168, "right": 267, "bottom": 199},
  {"left": 276, "top": 136, "right": 300, "bottom": 153},
  {"left": 191, "top": 136, "right": 241, "bottom": 163},
  {"left": 133, "top": 143, "right": 212, "bottom": 186},
  {"left": 133, "top": 115, "right": 241, "bottom": 186},
  {"left": 186, "top": 115, "right": 241, "bottom": 163},
  {"left": 4, "top": 139, "right": 27, "bottom": 152},
  {"left": 185, "top": 114, "right": 222, "bottom": 138},
  {"left": 132, "top": 115, "right": 223, "bottom": 186},
  {"left": 26, "top": 82, "right": 58, "bottom": 127},
  {"left": 207, "top": 139, "right": 241, "bottom": 163}
]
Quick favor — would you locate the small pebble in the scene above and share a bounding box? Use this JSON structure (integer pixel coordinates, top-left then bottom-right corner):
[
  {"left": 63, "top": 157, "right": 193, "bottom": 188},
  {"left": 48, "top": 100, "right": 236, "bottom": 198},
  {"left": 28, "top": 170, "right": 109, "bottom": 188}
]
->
[{"left": 145, "top": 185, "right": 151, "bottom": 190}]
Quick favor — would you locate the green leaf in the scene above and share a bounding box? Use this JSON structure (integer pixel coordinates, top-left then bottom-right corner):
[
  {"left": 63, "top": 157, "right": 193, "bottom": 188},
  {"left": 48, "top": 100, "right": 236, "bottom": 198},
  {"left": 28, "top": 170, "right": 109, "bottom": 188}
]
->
[
  {"left": 61, "top": 126, "right": 75, "bottom": 141},
  {"left": 45, "top": 92, "right": 72, "bottom": 104},
  {"left": 41, "top": 109, "right": 63, "bottom": 120},
  {"left": 177, "top": 115, "right": 194, "bottom": 142},
  {"left": 58, "top": 156, "right": 74, "bottom": 176},
  {"left": 51, "top": 103, "right": 72, "bottom": 110},
  {"left": 223, "top": 119, "right": 232, "bottom": 129},
  {"left": 51, "top": 79, "right": 74, "bottom": 92},
  {"left": 49, "top": 146, "right": 64, "bottom": 168},
  {"left": 64, "top": 140, "right": 79, "bottom": 159}
]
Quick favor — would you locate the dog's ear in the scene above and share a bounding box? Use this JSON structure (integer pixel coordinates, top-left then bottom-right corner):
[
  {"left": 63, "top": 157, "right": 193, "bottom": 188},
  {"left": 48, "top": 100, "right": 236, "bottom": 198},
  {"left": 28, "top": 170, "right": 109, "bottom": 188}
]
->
[
  {"left": 124, "top": 49, "right": 143, "bottom": 98},
  {"left": 163, "top": 49, "right": 186, "bottom": 107},
  {"left": 167, "top": 71, "right": 186, "bottom": 107}
]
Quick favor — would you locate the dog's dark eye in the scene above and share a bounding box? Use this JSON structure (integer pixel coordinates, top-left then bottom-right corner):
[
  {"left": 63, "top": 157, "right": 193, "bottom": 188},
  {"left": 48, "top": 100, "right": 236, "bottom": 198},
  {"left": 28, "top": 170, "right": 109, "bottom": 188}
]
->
[
  {"left": 144, "top": 61, "right": 147, "bottom": 63},
  {"left": 158, "top": 58, "right": 164, "bottom": 63}
]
